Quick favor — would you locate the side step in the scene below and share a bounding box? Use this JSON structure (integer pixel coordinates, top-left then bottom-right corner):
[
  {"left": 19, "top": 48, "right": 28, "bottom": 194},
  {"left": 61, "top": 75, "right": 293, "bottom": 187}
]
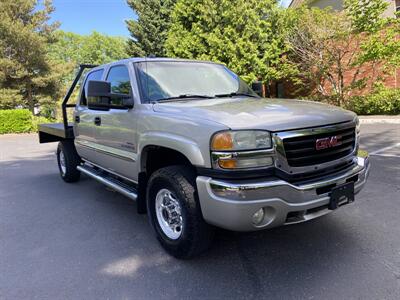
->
[{"left": 77, "top": 164, "right": 138, "bottom": 201}]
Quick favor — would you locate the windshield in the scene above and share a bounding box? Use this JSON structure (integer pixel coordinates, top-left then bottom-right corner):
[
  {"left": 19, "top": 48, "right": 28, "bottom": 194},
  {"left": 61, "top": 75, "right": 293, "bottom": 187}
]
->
[{"left": 135, "top": 61, "right": 257, "bottom": 102}]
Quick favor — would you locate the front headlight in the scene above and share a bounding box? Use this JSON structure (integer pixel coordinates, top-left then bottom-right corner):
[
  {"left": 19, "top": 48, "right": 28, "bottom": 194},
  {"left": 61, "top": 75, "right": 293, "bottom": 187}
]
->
[
  {"left": 211, "top": 130, "right": 272, "bottom": 151},
  {"left": 211, "top": 130, "right": 274, "bottom": 170}
]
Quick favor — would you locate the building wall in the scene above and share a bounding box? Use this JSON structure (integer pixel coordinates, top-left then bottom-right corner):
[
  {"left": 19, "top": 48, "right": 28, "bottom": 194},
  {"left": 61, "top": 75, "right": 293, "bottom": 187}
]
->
[
  {"left": 382, "top": 0, "right": 398, "bottom": 17},
  {"left": 289, "top": 0, "right": 306, "bottom": 7},
  {"left": 284, "top": 0, "right": 399, "bottom": 100},
  {"left": 311, "top": 0, "right": 343, "bottom": 10},
  {"left": 290, "top": 0, "right": 397, "bottom": 17}
]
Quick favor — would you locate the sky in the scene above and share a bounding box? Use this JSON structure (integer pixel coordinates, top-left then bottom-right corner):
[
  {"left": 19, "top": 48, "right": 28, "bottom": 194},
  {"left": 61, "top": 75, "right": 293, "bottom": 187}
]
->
[
  {"left": 281, "top": 0, "right": 292, "bottom": 7},
  {"left": 49, "top": 0, "right": 135, "bottom": 37},
  {"left": 48, "top": 0, "right": 291, "bottom": 37}
]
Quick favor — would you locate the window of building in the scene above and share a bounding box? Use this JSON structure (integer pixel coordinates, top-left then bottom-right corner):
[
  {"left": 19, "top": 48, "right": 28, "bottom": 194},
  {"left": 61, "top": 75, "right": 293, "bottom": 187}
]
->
[
  {"left": 276, "top": 82, "right": 285, "bottom": 98},
  {"left": 396, "top": 0, "right": 400, "bottom": 15}
]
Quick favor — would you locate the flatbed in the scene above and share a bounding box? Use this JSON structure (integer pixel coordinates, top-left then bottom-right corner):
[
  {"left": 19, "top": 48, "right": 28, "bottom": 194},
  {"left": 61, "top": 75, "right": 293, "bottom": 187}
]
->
[{"left": 38, "top": 123, "right": 74, "bottom": 143}]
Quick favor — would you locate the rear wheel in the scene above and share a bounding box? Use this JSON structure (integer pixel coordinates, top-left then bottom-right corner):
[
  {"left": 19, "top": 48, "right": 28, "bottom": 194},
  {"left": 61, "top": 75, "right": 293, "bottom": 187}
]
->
[
  {"left": 57, "top": 141, "right": 81, "bottom": 183},
  {"left": 147, "top": 165, "right": 214, "bottom": 259}
]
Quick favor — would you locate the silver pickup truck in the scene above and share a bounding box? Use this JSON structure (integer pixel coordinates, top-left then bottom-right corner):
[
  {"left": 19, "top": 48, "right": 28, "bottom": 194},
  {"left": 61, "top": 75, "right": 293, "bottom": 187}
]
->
[{"left": 38, "top": 58, "right": 370, "bottom": 258}]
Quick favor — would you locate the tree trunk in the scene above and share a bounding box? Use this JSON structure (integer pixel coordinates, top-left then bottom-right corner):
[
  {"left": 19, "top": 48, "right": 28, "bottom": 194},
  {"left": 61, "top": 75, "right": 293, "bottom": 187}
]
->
[
  {"left": 265, "top": 81, "right": 271, "bottom": 98},
  {"left": 26, "top": 83, "right": 34, "bottom": 114}
]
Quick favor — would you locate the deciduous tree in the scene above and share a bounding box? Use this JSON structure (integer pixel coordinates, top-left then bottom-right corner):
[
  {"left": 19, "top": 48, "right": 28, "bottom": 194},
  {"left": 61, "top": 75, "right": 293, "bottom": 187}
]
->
[
  {"left": 47, "top": 30, "right": 129, "bottom": 115},
  {"left": 48, "top": 31, "right": 129, "bottom": 75},
  {"left": 287, "top": 0, "right": 400, "bottom": 106}
]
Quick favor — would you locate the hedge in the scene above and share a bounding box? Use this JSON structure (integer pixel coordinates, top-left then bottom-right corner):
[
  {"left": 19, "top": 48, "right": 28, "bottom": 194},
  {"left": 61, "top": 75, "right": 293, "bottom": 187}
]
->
[
  {"left": 347, "top": 88, "right": 400, "bottom": 115},
  {"left": 0, "top": 109, "right": 53, "bottom": 134},
  {"left": 0, "top": 109, "right": 33, "bottom": 134}
]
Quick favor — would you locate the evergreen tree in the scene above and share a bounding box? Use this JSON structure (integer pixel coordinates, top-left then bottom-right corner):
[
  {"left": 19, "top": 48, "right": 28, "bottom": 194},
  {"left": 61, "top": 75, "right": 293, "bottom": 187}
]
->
[
  {"left": 0, "top": 0, "right": 61, "bottom": 112},
  {"left": 165, "top": 0, "right": 296, "bottom": 90},
  {"left": 126, "top": 0, "right": 177, "bottom": 57}
]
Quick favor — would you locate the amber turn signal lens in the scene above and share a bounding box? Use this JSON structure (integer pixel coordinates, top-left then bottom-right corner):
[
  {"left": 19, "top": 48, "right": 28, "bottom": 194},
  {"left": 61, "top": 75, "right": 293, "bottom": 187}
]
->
[
  {"left": 218, "top": 158, "right": 237, "bottom": 169},
  {"left": 211, "top": 132, "right": 233, "bottom": 150}
]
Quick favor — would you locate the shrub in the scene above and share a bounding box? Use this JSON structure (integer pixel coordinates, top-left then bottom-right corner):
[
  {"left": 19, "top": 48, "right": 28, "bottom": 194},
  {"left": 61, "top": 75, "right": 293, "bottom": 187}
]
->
[
  {"left": 347, "top": 88, "right": 400, "bottom": 115},
  {"left": 0, "top": 109, "right": 33, "bottom": 134},
  {"left": 0, "top": 109, "right": 53, "bottom": 134},
  {"left": 31, "top": 115, "right": 53, "bottom": 132}
]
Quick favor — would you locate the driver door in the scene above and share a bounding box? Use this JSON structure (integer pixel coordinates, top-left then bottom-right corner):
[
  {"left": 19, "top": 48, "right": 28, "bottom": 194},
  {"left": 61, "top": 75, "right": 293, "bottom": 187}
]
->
[
  {"left": 93, "top": 64, "right": 139, "bottom": 181},
  {"left": 74, "top": 68, "right": 104, "bottom": 161}
]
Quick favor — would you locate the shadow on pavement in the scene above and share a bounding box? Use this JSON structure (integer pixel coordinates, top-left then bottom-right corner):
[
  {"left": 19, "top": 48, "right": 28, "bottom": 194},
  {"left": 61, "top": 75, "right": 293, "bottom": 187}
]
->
[{"left": 1, "top": 154, "right": 382, "bottom": 299}]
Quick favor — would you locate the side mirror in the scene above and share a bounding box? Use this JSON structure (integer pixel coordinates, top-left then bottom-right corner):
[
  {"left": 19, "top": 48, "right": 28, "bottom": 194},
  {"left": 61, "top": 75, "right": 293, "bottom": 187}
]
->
[
  {"left": 87, "top": 80, "right": 111, "bottom": 110},
  {"left": 87, "top": 80, "right": 111, "bottom": 98},
  {"left": 251, "top": 81, "right": 263, "bottom": 97},
  {"left": 121, "top": 97, "right": 134, "bottom": 109},
  {"left": 87, "top": 80, "right": 134, "bottom": 110}
]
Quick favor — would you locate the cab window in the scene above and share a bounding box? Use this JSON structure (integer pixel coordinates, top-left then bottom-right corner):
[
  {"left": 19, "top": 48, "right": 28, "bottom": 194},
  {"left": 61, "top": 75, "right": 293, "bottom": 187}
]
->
[
  {"left": 107, "top": 65, "right": 131, "bottom": 93},
  {"left": 80, "top": 69, "right": 104, "bottom": 106},
  {"left": 106, "top": 65, "right": 132, "bottom": 106}
]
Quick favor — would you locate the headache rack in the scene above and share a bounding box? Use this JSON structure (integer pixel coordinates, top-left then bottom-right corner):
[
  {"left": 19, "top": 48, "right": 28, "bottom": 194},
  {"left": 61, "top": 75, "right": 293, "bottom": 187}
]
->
[{"left": 38, "top": 64, "right": 97, "bottom": 143}]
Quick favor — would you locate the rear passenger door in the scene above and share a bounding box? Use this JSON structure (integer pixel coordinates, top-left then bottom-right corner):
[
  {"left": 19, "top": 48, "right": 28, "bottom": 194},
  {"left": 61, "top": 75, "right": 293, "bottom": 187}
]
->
[
  {"left": 93, "top": 64, "right": 139, "bottom": 181},
  {"left": 74, "top": 68, "right": 104, "bottom": 161}
]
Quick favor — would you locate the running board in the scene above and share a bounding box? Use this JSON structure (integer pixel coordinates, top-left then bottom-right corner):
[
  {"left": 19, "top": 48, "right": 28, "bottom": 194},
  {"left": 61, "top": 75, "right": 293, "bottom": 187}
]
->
[{"left": 77, "top": 165, "right": 138, "bottom": 201}]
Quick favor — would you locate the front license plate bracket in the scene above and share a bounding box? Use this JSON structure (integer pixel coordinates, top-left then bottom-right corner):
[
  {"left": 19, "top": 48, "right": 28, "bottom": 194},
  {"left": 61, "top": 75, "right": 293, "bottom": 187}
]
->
[{"left": 329, "top": 182, "right": 355, "bottom": 210}]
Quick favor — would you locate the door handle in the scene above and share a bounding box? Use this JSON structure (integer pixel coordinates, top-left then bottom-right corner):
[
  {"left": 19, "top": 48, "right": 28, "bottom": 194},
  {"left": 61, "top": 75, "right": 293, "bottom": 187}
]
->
[
  {"left": 94, "top": 117, "right": 101, "bottom": 126},
  {"left": 75, "top": 115, "right": 80, "bottom": 123}
]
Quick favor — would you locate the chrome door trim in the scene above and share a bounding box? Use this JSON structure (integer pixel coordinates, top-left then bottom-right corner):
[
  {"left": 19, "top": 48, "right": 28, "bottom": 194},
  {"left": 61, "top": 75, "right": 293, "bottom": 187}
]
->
[{"left": 75, "top": 140, "right": 137, "bottom": 162}]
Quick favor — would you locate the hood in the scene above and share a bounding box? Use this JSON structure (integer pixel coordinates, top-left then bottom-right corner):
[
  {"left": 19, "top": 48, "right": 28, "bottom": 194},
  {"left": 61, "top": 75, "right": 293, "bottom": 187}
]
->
[{"left": 153, "top": 97, "right": 356, "bottom": 132}]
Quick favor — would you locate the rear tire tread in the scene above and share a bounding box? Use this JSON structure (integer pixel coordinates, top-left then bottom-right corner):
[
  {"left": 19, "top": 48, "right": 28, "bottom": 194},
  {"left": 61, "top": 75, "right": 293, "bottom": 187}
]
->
[{"left": 57, "top": 141, "right": 81, "bottom": 183}]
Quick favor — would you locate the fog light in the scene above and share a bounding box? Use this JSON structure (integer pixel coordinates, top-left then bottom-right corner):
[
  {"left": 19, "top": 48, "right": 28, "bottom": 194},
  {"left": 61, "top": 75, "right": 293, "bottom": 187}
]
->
[{"left": 252, "top": 208, "right": 265, "bottom": 225}]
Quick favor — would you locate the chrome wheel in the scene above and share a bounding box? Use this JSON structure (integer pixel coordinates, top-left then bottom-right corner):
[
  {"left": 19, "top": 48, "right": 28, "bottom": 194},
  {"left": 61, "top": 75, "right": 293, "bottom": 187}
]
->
[
  {"left": 155, "top": 188, "right": 183, "bottom": 240},
  {"left": 59, "top": 150, "right": 66, "bottom": 175}
]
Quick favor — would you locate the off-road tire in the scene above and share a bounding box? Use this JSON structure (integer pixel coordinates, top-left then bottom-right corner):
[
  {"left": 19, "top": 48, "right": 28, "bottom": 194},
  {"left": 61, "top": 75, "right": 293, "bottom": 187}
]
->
[
  {"left": 147, "top": 165, "right": 214, "bottom": 259},
  {"left": 57, "top": 141, "right": 81, "bottom": 183}
]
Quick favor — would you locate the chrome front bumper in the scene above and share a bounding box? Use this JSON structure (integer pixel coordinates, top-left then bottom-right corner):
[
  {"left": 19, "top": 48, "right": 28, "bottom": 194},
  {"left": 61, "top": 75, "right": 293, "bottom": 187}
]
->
[{"left": 196, "top": 156, "right": 370, "bottom": 232}]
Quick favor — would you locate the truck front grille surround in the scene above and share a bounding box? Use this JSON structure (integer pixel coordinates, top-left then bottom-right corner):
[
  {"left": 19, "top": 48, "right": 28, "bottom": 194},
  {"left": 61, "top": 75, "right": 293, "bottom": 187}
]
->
[
  {"left": 282, "top": 126, "right": 356, "bottom": 167},
  {"left": 272, "top": 121, "right": 358, "bottom": 176}
]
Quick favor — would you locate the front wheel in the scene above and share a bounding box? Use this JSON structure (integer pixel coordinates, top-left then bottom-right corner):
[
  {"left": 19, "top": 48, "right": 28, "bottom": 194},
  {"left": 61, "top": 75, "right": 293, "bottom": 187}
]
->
[{"left": 147, "top": 166, "right": 214, "bottom": 259}]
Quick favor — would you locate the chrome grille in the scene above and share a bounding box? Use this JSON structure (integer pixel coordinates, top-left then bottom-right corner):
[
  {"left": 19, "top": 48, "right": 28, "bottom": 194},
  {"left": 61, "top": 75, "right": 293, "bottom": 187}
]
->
[{"left": 283, "top": 126, "right": 356, "bottom": 167}]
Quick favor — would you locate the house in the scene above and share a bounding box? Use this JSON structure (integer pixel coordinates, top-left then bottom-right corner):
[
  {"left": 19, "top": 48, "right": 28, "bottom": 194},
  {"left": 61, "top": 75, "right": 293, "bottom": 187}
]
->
[
  {"left": 277, "top": 0, "right": 400, "bottom": 100},
  {"left": 289, "top": 0, "right": 399, "bottom": 17}
]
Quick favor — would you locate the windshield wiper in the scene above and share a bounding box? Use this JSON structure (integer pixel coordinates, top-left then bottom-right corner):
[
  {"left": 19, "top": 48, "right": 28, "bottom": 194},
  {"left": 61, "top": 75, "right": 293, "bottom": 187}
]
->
[
  {"left": 214, "top": 92, "right": 258, "bottom": 98},
  {"left": 156, "top": 94, "right": 214, "bottom": 103}
]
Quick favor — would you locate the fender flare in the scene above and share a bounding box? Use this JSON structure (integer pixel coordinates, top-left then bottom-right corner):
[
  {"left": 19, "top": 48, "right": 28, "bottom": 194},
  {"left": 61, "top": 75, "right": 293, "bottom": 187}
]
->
[{"left": 138, "top": 132, "right": 206, "bottom": 172}]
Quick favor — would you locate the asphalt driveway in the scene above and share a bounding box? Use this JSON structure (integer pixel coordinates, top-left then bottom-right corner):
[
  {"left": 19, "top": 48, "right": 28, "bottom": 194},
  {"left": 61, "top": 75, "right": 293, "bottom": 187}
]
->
[{"left": 0, "top": 124, "right": 399, "bottom": 299}]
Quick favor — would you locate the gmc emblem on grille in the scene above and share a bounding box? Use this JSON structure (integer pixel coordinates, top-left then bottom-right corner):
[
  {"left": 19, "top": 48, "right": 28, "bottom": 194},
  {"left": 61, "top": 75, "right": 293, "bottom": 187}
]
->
[{"left": 315, "top": 135, "right": 342, "bottom": 150}]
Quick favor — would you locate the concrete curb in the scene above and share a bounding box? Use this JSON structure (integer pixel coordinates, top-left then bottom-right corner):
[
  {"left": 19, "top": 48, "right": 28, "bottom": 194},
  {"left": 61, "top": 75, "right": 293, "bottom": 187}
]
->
[{"left": 359, "top": 116, "right": 400, "bottom": 124}]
